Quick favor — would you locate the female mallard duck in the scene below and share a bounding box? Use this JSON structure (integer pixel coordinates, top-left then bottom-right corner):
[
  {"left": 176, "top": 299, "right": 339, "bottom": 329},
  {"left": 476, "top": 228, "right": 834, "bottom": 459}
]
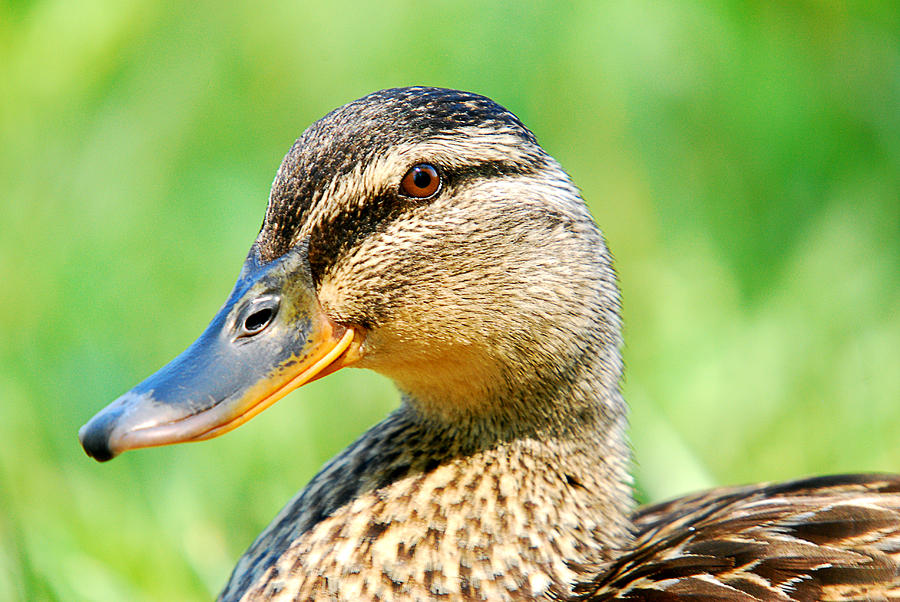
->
[{"left": 80, "top": 87, "right": 900, "bottom": 601}]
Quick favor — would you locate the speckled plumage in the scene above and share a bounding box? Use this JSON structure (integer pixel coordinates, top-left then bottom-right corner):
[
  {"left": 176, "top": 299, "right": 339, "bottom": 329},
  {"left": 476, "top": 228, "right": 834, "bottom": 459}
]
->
[
  {"left": 223, "top": 409, "right": 631, "bottom": 600},
  {"left": 222, "top": 87, "right": 633, "bottom": 600},
  {"left": 576, "top": 474, "right": 900, "bottom": 600},
  {"left": 148, "top": 88, "right": 900, "bottom": 600}
]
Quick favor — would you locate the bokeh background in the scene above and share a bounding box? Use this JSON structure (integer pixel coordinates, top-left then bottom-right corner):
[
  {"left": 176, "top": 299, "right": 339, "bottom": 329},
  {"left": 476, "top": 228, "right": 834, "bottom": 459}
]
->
[{"left": 2, "top": 1, "right": 898, "bottom": 599}]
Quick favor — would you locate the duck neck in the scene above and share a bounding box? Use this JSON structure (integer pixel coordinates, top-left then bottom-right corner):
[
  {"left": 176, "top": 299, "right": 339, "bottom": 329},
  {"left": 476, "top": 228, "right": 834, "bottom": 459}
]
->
[
  {"left": 222, "top": 331, "right": 633, "bottom": 600},
  {"left": 398, "top": 313, "right": 634, "bottom": 528},
  {"left": 404, "top": 345, "right": 635, "bottom": 549}
]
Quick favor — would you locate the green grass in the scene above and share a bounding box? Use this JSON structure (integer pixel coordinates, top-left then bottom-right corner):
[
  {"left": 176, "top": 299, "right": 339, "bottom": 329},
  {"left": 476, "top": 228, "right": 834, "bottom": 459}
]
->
[{"left": 1, "top": 1, "right": 898, "bottom": 599}]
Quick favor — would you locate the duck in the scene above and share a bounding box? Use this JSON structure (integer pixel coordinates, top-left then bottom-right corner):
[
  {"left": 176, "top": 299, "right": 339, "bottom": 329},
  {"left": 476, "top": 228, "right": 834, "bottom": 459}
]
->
[{"left": 79, "top": 87, "right": 900, "bottom": 601}]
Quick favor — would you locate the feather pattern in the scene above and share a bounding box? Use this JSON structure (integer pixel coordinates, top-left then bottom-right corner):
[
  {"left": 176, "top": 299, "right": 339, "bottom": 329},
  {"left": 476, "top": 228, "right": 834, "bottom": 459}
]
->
[
  {"left": 225, "top": 89, "right": 900, "bottom": 601},
  {"left": 573, "top": 474, "right": 900, "bottom": 601},
  {"left": 84, "top": 87, "right": 900, "bottom": 601}
]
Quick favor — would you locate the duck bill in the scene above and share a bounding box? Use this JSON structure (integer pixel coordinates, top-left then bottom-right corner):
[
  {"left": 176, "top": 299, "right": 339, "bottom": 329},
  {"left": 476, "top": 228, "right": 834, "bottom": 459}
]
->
[{"left": 78, "top": 244, "right": 357, "bottom": 462}]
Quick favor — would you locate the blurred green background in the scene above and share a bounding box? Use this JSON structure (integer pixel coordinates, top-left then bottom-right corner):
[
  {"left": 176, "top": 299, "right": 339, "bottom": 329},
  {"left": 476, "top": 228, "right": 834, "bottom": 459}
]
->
[{"left": 2, "top": 1, "right": 898, "bottom": 599}]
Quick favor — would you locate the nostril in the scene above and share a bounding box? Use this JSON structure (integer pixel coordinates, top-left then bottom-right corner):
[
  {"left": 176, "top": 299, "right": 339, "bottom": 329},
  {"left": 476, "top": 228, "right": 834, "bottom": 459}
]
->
[{"left": 243, "top": 307, "right": 274, "bottom": 334}]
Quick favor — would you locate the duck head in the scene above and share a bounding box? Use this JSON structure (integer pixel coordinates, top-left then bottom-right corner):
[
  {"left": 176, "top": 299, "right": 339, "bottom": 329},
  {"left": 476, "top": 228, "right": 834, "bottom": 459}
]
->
[{"left": 79, "top": 87, "right": 623, "bottom": 462}]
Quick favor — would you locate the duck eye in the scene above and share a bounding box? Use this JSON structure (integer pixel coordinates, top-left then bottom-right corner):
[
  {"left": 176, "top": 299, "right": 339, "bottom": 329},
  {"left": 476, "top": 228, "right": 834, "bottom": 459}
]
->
[{"left": 400, "top": 163, "right": 441, "bottom": 198}]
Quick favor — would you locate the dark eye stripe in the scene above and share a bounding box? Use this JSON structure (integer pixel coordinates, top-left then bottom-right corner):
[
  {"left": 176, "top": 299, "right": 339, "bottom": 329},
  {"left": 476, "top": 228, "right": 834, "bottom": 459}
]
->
[
  {"left": 450, "top": 156, "right": 543, "bottom": 185},
  {"left": 308, "top": 191, "right": 408, "bottom": 287},
  {"left": 307, "top": 158, "right": 542, "bottom": 286}
]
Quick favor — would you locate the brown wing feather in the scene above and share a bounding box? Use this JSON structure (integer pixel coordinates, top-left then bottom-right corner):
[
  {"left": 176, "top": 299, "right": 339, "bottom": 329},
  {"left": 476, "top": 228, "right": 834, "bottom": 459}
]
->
[{"left": 572, "top": 474, "right": 900, "bottom": 601}]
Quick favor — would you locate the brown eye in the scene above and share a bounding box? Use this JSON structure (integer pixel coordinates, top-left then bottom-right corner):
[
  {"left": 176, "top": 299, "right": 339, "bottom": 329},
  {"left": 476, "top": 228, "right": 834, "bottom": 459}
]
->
[{"left": 400, "top": 163, "right": 441, "bottom": 198}]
